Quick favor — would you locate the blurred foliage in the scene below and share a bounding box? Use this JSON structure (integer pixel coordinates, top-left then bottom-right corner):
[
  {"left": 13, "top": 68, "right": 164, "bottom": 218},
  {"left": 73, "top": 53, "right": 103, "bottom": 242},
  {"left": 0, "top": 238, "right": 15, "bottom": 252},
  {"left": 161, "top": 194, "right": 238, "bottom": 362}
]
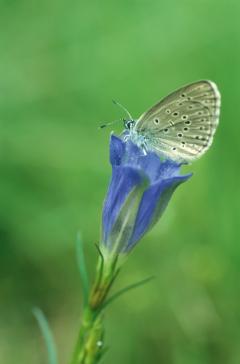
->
[{"left": 0, "top": 0, "right": 239, "bottom": 363}]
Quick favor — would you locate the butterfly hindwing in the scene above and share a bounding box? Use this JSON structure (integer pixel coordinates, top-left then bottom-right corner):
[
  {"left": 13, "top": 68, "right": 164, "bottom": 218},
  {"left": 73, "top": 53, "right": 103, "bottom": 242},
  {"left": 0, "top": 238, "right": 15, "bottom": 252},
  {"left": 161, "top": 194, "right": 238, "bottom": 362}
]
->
[{"left": 135, "top": 80, "right": 220, "bottom": 162}]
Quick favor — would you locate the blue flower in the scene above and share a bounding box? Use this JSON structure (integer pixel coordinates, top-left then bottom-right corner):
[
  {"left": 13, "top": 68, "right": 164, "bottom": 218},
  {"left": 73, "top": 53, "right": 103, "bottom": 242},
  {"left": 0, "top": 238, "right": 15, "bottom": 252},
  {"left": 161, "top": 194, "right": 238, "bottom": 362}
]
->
[{"left": 101, "top": 135, "right": 191, "bottom": 255}]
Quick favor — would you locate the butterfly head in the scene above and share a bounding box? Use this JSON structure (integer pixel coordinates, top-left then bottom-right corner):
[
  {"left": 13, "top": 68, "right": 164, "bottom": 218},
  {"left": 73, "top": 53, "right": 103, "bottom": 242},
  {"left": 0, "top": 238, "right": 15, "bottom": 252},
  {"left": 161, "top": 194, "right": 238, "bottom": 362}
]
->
[{"left": 124, "top": 119, "right": 136, "bottom": 130}]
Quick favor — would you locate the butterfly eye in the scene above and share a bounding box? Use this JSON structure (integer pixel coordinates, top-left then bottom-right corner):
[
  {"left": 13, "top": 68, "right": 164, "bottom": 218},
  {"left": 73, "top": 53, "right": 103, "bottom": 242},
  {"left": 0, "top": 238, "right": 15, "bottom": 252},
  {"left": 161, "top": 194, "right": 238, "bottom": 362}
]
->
[{"left": 126, "top": 120, "right": 135, "bottom": 129}]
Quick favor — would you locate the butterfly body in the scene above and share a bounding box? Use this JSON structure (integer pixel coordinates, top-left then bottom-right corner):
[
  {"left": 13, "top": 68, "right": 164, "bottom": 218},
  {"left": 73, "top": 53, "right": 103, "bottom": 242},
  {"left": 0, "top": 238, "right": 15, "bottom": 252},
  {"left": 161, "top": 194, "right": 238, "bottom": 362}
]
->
[{"left": 123, "top": 80, "right": 221, "bottom": 163}]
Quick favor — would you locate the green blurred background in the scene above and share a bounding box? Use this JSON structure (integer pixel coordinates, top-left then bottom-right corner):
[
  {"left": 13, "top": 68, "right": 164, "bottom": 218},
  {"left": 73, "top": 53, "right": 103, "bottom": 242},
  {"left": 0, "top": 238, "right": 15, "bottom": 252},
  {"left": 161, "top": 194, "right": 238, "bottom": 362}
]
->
[{"left": 0, "top": 0, "right": 239, "bottom": 363}]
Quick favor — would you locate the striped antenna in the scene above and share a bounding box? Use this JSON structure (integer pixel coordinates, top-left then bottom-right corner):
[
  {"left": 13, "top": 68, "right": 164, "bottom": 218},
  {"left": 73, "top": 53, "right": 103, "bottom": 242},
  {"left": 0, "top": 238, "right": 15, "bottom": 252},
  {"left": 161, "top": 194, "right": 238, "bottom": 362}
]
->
[
  {"left": 99, "top": 119, "right": 122, "bottom": 129},
  {"left": 112, "top": 99, "right": 133, "bottom": 120}
]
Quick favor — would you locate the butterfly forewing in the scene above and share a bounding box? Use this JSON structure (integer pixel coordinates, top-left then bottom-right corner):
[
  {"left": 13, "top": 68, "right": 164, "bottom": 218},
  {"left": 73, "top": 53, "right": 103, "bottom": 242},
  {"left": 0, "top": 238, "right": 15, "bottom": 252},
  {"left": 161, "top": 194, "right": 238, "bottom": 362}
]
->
[{"left": 135, "top": 80, "right": 220, "bottom": 162}]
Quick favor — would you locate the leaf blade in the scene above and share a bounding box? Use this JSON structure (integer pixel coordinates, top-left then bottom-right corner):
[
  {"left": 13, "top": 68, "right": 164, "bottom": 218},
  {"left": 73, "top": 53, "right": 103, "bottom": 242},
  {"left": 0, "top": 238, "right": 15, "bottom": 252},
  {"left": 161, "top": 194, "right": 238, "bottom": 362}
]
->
[
  {"left": 76, "top": 232, "right": 89, "bottom": 306},
  {"left": 101, "top": 276, "right": 154, "bottom": 310},
  {"left": 33, "top": 308, "right": 58, "bottom": 364}
]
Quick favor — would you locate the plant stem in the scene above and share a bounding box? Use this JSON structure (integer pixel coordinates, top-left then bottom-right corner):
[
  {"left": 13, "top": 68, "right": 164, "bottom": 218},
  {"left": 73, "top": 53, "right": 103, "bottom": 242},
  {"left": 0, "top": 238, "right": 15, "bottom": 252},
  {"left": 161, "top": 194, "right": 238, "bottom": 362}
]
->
[{"left": 70, "top": 254, "right": 118, "bottom": 364}]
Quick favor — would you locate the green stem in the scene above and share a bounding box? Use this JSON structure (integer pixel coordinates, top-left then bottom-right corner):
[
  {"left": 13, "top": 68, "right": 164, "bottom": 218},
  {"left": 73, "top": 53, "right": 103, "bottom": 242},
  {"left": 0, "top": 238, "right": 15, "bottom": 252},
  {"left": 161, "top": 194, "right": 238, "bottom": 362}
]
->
[
  {"left": 70, "top": 308, "right": 104, "bottom": 364},
  {"left": 70, "top": 253, "right": 118, "bottom": 364}
]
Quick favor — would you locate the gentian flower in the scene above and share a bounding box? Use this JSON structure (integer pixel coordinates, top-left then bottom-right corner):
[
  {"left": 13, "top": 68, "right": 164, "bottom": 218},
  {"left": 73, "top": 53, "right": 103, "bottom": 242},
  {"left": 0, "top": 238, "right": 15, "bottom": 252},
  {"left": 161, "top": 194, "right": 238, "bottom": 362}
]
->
[{"left": 101, "top": 135, "right": 191, "bottom": 256}]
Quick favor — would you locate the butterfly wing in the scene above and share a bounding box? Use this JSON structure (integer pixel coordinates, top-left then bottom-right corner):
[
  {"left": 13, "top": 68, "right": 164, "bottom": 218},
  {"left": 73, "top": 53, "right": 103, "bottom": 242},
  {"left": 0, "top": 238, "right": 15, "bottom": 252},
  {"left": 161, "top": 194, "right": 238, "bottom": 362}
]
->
[{"left": 135, "top": 80, "right": 220, "bottom": 162}]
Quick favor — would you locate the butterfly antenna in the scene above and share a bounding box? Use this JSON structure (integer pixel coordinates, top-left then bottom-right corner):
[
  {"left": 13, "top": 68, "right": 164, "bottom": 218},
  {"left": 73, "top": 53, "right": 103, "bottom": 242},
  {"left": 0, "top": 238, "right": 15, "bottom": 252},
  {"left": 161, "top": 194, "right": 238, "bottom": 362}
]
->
[
  {"left": 99, "top": 119, "right": 122, "bottom": 129},
  {"left": 112, "top": 99, "right": 133, "bottom": 120}
]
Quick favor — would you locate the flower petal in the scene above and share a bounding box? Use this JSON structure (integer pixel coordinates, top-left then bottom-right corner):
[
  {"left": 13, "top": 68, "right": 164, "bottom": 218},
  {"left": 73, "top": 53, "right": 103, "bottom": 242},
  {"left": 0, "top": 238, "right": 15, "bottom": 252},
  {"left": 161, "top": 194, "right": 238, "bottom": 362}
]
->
[
  {"left": 110, "top": 134, "right": 126, "bottom": 166},
  {"left": 105, "top": 178, "right": 148, "bottom": 252},
  {"left": 138, "top": 154, "right": 182, "bottom": 182},
  {"left": 126, "top": 174, "right": 192, "bottom": 250},
  {"left": 102, "top": 165, "right": 147, "bottom": 243}
]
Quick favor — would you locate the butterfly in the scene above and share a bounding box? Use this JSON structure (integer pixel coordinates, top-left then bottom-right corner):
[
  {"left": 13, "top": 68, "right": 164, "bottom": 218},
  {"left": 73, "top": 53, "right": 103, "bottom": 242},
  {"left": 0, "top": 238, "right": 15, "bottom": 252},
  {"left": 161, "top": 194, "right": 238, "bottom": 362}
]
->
[{"left": 119, "top": 80, "right": 220, "bottom": 163}]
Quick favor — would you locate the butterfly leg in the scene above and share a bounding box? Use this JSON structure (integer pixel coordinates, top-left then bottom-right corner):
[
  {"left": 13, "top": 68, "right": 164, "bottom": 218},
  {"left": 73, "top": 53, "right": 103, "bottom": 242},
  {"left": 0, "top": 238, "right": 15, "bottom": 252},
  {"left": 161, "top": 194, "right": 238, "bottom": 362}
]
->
[{"left": 122, "top": 133, "right": 130, "bottom": 142}]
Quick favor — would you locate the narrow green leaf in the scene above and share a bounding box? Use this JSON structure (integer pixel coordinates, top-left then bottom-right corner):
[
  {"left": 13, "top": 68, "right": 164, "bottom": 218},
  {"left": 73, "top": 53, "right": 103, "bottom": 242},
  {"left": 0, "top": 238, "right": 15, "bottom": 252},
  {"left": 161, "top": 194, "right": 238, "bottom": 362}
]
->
[
  {"left": 94, "top": 244, "right": 105, "bottom": 290},
  {"left": 76, "top": 232, "right": 89, "bottom": 306},
  {"left": 33, "top": 308, "right": 58, "bottom": 364},
  {"left": 101, "top": 276, "right": 154, "bottom": 310}
]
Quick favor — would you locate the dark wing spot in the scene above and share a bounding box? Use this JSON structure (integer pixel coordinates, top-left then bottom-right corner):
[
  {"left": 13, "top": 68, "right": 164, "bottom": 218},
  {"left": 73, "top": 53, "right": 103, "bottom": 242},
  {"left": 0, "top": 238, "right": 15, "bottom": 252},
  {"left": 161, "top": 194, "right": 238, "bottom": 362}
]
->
[
  {"left": 181, "top": 115, "right": 188, "bottom": 120},
  {"left": 185, "top": 120, "right": 191, "bottom": 125},
  {"left": 183, "top": 127, "right": 188, "bottom": 131},
  {"left": 178, "top": 133, "right": 183, "bottom": 137},
  {"left": 154, "top": 118, "right": 159, "bottom": 125},
  {"left": 172, "top": 147, "right": 177, "bottom": 150},
  {"left": 172, "top": 112, "right": 179, "bottom": 116},
  {"left": 164, "top": 128, "right": 169, "bottom": 133},
  {"left": 165, "top": 109, "right": 171, "bottom": 114}
]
